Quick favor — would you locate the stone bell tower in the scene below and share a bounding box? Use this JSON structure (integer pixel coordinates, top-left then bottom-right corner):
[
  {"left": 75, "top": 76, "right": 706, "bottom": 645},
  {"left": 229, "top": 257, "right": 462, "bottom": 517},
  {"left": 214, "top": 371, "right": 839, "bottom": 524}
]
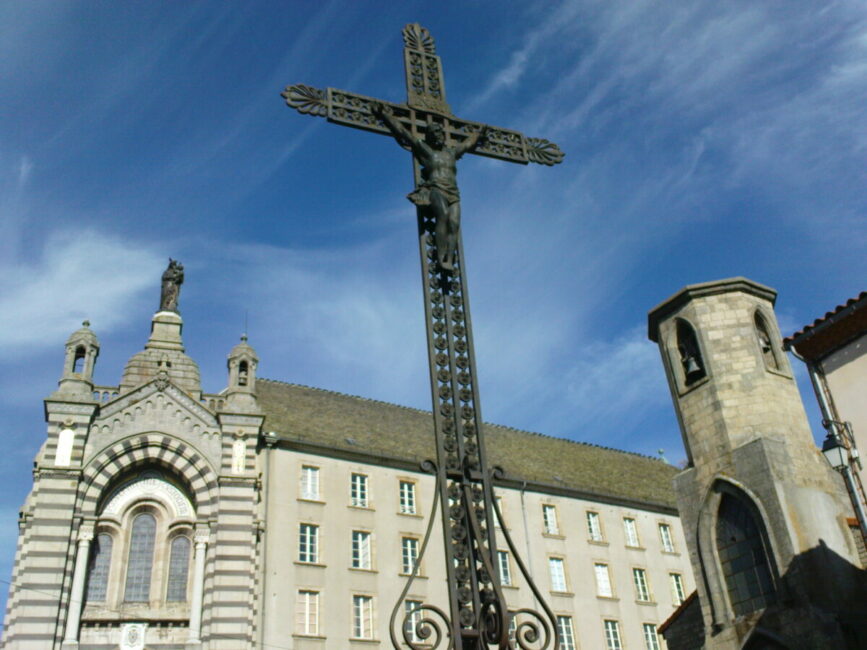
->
[
  {"left": 648, "top": 277, "right": 867, "bottom": 649},
  {"left": 55, "top": 321, "right": 100, "bottom": 398}
]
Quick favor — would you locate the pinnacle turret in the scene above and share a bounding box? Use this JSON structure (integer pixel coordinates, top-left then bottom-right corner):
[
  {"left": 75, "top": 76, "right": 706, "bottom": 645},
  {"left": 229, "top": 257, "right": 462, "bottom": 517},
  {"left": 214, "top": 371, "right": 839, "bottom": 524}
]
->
[
  {"left": 225, "top": 334, "right": 260, "bottom": 412},
  {"left": 55, "top": 320, "right": 100, "bottom": 398}
]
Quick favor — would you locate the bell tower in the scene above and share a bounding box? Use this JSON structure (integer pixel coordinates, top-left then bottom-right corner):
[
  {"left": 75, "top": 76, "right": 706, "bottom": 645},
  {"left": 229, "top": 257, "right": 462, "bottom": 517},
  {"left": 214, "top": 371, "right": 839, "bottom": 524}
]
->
[
  {"left": 649, "top": 277, "right": 867, "bottom": 648},
  {"left": 56, "top": 321, "right": 100, "bottom": 398},
  {"left": 225, "top": 335, "right": 259, "bottom": 413}
]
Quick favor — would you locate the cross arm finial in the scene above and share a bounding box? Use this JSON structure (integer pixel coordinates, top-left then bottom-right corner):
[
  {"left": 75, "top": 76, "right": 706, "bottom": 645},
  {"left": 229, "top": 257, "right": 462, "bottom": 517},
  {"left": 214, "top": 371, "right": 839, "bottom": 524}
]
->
[{"left": 403, "top": 23, "right": 436, "bottom": 54}]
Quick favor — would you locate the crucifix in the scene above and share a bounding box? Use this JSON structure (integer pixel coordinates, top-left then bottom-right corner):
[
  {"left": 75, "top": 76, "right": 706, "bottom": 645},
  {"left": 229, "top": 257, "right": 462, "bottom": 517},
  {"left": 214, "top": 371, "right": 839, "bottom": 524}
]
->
[{"left": 283, "top": 24, "right": 564, "bottom": 649}]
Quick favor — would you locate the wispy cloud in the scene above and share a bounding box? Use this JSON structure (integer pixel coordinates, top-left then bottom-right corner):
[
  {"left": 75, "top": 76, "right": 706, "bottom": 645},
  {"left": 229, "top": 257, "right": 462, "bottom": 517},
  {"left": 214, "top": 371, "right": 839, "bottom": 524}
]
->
[
  {"left": 192, "top": 234, "right": 430, "bottom": 407},
  {"left": 15, "top": 156, "right": 32, "bottom": 188},
  {"left": 475, "top": 320, "right": 674, "bottom": 454},
  {"left": 0, "top": 230, "right": 163, "bottom": 354},
  {"left": 464, "top": 1, "right": 584, "bottom": 114},
  {"left": 561, "top": 325, "right": 669, "bottom": 432}
]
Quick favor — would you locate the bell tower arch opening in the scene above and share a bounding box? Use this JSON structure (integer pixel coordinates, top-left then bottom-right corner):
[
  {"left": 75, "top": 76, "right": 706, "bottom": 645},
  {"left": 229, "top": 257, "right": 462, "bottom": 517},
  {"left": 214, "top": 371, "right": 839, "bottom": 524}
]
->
[
  {"left": 676, "top": 318, "right": 706, "bottom": 386},
  {"left": 72, "top": 346, "right": 87, "bottom": 374},
  {"left": 754, "top": 310, "right": 781, "bottom": 372}
]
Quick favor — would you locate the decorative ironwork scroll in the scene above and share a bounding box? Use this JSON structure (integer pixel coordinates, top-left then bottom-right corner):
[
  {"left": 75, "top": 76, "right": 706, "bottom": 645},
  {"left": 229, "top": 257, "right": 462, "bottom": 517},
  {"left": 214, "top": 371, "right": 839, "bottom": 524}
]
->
[{"left": 282, "top": 23, "right": 565, "bottom": 649}]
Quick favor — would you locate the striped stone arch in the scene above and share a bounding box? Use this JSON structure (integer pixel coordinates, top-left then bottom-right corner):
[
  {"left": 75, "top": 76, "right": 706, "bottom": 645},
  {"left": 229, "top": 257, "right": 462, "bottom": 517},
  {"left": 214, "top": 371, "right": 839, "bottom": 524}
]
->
[{"left": 79, "top": 433, "right": 218, "bottom": 520}]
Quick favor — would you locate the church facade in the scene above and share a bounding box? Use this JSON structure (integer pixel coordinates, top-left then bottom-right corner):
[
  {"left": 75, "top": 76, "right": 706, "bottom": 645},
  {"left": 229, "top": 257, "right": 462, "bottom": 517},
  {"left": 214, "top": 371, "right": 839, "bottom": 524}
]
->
[{"left": 2, "top": 273, "right": 695, "bottom": 650}]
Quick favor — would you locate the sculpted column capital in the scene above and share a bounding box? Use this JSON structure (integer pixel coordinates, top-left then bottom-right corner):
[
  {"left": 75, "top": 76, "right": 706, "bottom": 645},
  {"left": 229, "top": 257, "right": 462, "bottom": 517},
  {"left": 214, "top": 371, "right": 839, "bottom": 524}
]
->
[
  {"left": 194, "top": 524, "right": 211, "bottom": 546},
  {"left": 78, "top": 526, "right": 95, "bottom": 543}
]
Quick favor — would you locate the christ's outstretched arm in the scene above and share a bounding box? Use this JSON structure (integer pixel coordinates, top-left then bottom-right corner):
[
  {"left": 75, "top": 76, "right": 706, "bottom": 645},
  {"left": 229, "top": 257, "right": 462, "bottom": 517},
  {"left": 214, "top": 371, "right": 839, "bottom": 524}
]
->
[
  {"left": 374, "top": 103, "right": 429, "bottom": 159},
  {"left": 454, "top": 125, "right": 488, "bottom": 159}
]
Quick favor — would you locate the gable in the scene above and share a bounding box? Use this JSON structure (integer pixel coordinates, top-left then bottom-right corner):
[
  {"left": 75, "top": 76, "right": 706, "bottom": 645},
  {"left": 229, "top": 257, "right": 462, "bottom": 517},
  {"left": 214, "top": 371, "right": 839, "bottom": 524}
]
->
[{"left": 85, "top": 380, "right": 223, "bottom": 469}]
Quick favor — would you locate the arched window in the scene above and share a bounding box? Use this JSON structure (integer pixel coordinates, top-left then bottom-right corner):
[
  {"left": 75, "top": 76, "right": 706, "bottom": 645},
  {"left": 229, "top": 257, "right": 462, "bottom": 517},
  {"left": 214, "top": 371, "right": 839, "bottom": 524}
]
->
[
  {"left": 716, "top": 493, "right": 776, "bottom": 616},
  {"left": 166, "top": 536, "right": 191, "bottom": 602},
  {"left": 754, "top": 312, "right": 780, "bottom": 371},
  {"left": 86, "top": 533, "right": 113, "bottom": 602},
  {"left": 676, "top": 319, "right": 706, "bottom": 385},
  {"left": 238, "top": 361, "right": 248, "bottom": 386},
  {"left": 73, "top": 346, "right": 86, "bottom": 374},
  {"left": 124, "top": 513, "right": 156, "bottom": 602},
  {"left": 85, "top": 472, "right": 196, "bottom": 618}
]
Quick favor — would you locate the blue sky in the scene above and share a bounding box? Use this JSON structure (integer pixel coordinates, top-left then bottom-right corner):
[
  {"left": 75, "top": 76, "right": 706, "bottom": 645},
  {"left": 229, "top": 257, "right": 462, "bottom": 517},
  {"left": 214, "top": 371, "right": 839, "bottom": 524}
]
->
[{"left": 2, "top": 0, "right": 866, "bottom": 618}]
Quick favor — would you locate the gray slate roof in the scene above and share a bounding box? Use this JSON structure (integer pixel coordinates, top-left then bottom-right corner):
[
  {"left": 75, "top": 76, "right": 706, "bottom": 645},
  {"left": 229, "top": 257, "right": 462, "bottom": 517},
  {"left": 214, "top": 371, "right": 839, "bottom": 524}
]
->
[{"left": 258, "top": 379, "right": 678, "bottom": 512}]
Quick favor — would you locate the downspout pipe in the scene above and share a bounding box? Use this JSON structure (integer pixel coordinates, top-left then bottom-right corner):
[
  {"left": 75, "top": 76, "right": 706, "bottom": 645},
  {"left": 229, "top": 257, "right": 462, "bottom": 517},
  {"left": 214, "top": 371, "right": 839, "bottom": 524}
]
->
[
  {"left": 790, "top": 347, "right": 867, "bottom": 541},
  {"left": 519, "top": 481, "right": 537, "bottom": 608}
]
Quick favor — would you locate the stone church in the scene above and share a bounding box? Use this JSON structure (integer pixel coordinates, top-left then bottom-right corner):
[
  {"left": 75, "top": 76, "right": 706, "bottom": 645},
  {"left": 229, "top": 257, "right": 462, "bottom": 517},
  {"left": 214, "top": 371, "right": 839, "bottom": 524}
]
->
[
  {"left": 4, "top": 269, "right": 864, "bottom": 650},
  {"left": 649, "top": 278, "right": 867, "bottom": 649}
]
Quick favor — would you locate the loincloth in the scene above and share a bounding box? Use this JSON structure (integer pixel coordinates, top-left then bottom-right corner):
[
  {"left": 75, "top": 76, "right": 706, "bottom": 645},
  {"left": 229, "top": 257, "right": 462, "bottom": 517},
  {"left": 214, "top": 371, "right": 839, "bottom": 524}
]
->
[{"left": 407, "top": 181, "right": 460, "bottom": 207}]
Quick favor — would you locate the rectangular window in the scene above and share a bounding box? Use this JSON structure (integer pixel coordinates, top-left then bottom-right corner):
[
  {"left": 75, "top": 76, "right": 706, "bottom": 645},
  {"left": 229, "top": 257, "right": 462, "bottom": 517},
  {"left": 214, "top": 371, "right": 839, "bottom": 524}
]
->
[
  {"left": 643, "top": 623, "right": 661, "bottom": 650},
  {"left": 542, "top": 504, "right": 559, "bottom": 535},
  {"left": 633, "top": 567, "right": 651, "bottom": 601},
  {"left": 352, "top": 594, "right": 374, "bottom": 639},
  {"left": 298, "top": 523, "right": 318, "bottom": 563},
  {"left": 604, "top": 619, "right": 623, "bottom": 650},
  {"left": 401, "top": 537, "right": 419, "bottom": 575},
  {"left": 351, "top": 473, "right": 369, "bottom": 507},
  {"left": 586, "top": 511, "right": 603, "bottom": 541},
  {"left": 508, "top": 614, "right": 517, "bottom": 644},
  {"left": 594, "top": 563, "right": 613, "bottom": 598},
  {"left": 399, "top": 481, "right": 416, "bottom": 514},
  {"left": 497, "top": 550, "right": 512, "bottom": 586},
  {"left": 352, "top": 531, "right": 372, "bottom": 569},
  {"left": 557, "top": 615, "right": 576, "bottom": 650},
  {"left": 296, "top": 590, "right": 319, "bottom": 636},
  {"left": 670, "top": 572, "right": 686, "bottom": 605},
  {"left": 659, "top": 522, "right": 675, "bottom": 552},
  {"left": 548, "top": 557, "right": 567, "bottom": 592},
  {"left": 623, "top": 517, "right": 640, "bottom": 547},
  {"left": 300, "top": 465, "right": 319, "bottom": 500},
  {"left": 405, "top": 600, "right": 423, "bottom": 643}
]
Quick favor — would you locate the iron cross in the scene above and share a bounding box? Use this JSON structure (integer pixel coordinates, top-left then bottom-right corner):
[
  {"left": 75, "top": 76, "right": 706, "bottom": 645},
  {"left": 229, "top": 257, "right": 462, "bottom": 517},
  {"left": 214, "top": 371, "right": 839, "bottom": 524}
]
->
[{"left": 283, "top": 23, "right": 564, "bottom": 650}]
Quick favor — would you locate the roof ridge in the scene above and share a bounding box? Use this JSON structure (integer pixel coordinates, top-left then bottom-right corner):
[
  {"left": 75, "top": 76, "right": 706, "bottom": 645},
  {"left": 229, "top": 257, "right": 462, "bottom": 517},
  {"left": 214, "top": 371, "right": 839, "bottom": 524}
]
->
[
  {"left": 258, "top": 377, "right": 665, "bottom": 464},
  {"left": 259, "top": 377, "right": 432, "bottom": 416}
]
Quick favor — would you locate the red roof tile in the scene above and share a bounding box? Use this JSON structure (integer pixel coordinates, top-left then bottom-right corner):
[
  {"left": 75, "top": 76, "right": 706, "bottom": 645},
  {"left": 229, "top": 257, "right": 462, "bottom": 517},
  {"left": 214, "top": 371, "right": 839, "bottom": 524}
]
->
[{"left": 785, "top": 291, "right": 867, "bottom": 361}]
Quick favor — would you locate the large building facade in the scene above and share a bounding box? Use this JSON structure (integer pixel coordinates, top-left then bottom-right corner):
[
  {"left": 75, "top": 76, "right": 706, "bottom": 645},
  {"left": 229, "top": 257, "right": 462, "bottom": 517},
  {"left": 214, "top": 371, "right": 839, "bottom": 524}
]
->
[{"left": 2, "top": 282, "right": 695, "bottom": 649}]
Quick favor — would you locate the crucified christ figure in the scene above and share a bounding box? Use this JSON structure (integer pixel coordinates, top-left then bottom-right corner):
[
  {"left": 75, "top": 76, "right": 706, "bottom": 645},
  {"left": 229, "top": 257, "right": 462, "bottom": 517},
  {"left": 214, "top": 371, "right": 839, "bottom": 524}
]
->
[{"left": 375, "top": 103, "right": 487, "bottom": 271}]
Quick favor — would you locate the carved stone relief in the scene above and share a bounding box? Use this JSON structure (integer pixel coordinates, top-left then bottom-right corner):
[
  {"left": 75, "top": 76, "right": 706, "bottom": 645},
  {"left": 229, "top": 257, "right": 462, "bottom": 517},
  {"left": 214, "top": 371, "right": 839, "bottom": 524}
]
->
[
  {"left": 102, "top": 475, "right": 193, "bottom": 520},
  {"left": 120, "top": 622, "right": 147, "bottom": 650}
]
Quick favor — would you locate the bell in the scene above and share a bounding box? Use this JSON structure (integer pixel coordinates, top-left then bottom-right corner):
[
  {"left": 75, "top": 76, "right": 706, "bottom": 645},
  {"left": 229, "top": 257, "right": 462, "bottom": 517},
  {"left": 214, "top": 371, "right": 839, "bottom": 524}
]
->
[{"left": 684, "top": 356, "right": 700, "bottom": 376}]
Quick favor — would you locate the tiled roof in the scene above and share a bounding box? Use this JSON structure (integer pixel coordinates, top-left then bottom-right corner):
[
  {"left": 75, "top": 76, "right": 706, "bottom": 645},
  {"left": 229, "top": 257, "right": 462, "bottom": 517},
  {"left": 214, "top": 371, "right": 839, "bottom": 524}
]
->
[
  {"left": 657, "top": 590, "right": 698, "bottom": 634},
  {"left": 257, "top": 379, "right": 678, "bottom": 511},
  {"left": 784, "top": 291, "right": 867, "bottom": 361}
]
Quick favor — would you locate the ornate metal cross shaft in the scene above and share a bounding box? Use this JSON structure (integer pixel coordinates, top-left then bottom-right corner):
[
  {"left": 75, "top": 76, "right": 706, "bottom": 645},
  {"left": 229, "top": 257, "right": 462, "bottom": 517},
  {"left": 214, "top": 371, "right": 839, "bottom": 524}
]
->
[{"left": 283, "top": 24, "right": 564, "bottom": 649}]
